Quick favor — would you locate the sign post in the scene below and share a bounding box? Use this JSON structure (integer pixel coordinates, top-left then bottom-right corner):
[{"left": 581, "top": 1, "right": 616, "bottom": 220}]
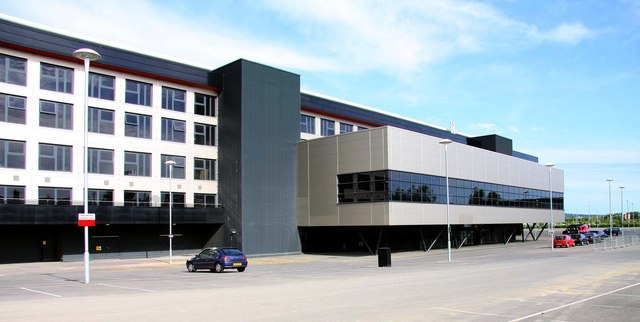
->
[{"left": 78, "top": 213, "right": 96, "bottom": 227}]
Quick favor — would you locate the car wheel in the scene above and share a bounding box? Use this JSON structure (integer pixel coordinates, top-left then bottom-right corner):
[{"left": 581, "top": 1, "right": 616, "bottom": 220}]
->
[
  {"left": 213, "top": 262, "right": 224, "bottom": 273},
  {"left": 237, "top": 267, "right": 246, "bottom": 272},
  {"left": 187, "top": 263, "right": 196, "bottom": 272}
]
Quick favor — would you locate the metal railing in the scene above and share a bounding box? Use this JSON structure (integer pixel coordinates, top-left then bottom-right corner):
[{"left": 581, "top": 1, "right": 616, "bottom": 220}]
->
[{"left": 593, "top": 230, "right": 640, "bottom": 250}]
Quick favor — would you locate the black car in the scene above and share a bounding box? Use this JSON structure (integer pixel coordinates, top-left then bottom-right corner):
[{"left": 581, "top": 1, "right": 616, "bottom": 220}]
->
[
  {"left": 186, "top": 247, "right": 248, "bottom": 273},
  {"left": 570, "top": 234, "right": 589, "bottom": 246},
  {"left": 603, "top": 228, "right": 621, "bottom": 236}
]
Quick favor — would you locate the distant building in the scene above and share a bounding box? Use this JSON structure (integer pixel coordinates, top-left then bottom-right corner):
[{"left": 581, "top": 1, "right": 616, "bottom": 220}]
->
[{"left": 0, "top": 16, "right": 563, "bottom": 262}]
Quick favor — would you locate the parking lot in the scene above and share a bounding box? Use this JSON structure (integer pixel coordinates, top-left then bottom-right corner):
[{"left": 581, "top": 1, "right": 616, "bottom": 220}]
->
[{"left": 1, "top": 232, "right": 639, "bottom": 322}]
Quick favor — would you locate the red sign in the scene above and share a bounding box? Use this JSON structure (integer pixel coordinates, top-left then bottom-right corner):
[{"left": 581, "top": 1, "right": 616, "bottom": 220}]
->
[{"left": 78, "top": 213, "right": 96, "bottom": 227}]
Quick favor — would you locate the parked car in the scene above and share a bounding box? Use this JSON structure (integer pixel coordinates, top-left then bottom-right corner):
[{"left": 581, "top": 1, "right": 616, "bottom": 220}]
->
[
  {"left": 554, "top": 235, "right": 575, "bottom": 248},
  {"left": 570, "top": 233, "right": 589, "bottom": 246},
  {"left": 585, "top": 231, "right": 604, "bottom": 243},
  {"left": 582, "top": 232, "right": 595, "bottom": 244},
  {"left": 603, "top": 228, "right": 621, "bottom": 236},
  {"left": 186, "top": 247, "right": 248, "bottom": 273},
  {"left": 590, "top": 230, "right": 608, "bottom": 240},
  {"left": 562, "top": 224, "right": 590, "bottom": 235}
]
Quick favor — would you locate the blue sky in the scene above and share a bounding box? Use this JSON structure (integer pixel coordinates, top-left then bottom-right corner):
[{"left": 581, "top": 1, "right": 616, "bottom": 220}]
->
[{"left": 2, "top": 0, "right": 638, "bottom": 215}]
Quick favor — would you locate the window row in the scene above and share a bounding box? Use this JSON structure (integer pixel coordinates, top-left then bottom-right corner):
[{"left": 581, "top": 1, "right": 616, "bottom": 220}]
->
[
  {"left": 0, "top": 185, "right": 217, "bottom": 208},
  {"left": 0, "top": 53, "right": 216, "bottom": 116},
  {"left": 300, "top": 114, "right": 368, "bottom": 136},
  {"left": 0, "top": 140, "right": 216, "bottom": 180},
  {"left": 0, "top": 94, "right": 216, "bottom": 145},
  {"left": 337, "top": 170, "right": 565, "bottom": 210}
]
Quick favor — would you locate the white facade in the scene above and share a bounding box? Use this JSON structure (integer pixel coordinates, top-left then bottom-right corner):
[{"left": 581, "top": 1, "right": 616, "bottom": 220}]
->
[{"left": 0, "top": 47, "right": 219, "bottom": 206}]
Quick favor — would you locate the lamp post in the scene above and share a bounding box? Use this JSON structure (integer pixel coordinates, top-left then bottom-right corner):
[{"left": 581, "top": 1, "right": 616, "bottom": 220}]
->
[
  {"left": 588, "top": 205, "right": 591, "bottom": 227},
  {"left": 545, "top": 164, "right": 554, "bottom": 251},
  {"left": 165, "top": 160, "right": 176, "bottom": 264},
  {"left": 439, "top": 139, "right": 453, "bottom": 262},
  {"left": 607, "top": 179, "right": 613, "bottom": 239},
  {"left": 619, "top": 186, "right": 624, "bottom": 240},
  {"left": 73, "top": 48, "right": 101, "bottom": 284}
]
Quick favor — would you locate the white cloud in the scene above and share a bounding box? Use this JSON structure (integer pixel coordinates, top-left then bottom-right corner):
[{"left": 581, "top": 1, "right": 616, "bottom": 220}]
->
[
  {"left": 508, "top": 126, "right": 520, "bottom": 133},
  {"left": 534, "top": 22, "right": 595, "bottom": 45},
  {"left": 1, "top": 0, "right": 596, "bottom": 80}
]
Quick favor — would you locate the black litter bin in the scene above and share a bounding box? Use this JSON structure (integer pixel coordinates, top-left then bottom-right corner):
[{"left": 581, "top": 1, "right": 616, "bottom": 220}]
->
[{"left": 378, "top": 247, "right": 391, "bottom": 267}]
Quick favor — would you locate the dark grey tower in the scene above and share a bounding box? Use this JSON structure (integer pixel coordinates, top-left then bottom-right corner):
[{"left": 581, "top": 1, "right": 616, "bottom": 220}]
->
[{"left": 213, "top": 59, "right": 301, "bottom": 255}]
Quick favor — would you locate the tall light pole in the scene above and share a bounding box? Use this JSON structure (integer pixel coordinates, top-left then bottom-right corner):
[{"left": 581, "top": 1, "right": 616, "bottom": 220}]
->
[
  {"left": 73, "top": 48, "right": 101, "bottom": 284},
  {"left": 588, "top": 205, "right": 591, "bottom": 227},
  {"left": 619, "top": 186, "right": 624, "bottom": 239},
  {"left": 607, "top": 179, "right": 613, "bottom": 238},
  {"left": 165, "top": 160, "right": 176, "bottom": 264},
  {"left": 545, "top": 164, "right": 554, "bottom": 251},
  {"left": 439, "top": 139, "right": 453, "bottom": 262}
]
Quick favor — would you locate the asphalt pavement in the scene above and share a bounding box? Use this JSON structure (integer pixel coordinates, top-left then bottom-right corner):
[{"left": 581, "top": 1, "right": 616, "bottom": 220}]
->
[{"left": 0, "top": 232, "right": 639, "bottom": 322}]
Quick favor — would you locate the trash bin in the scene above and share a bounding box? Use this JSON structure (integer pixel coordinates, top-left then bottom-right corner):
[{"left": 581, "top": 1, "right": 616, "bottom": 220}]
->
[{"left": 378, "top": 247, "right": 391, "bottom": 267}]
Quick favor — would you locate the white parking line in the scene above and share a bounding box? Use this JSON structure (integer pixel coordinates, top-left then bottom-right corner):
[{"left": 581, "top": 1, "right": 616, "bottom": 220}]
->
[
  {"left": 98, "top": 283, "right": 154, "bottom": 292},
  {"left": 508, "top": 281, "right": 640, "bottom": 322},
  {"left": 20, "top": 287, "right": 62, "bottom": 298}
]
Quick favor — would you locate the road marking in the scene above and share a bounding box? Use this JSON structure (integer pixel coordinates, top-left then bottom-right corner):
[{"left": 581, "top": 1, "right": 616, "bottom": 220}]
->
[
  {"left": 98, "top": 283, "right": 154, "bottom": 292},
  {"left": 432, "top": 307, "right": 511, "bottom": 318},
  {"left": 20, "top": 287, "right": 62, "bottom": 298},
  {"left": 508, "top": 281, "right": 640, "bottom": 322}
]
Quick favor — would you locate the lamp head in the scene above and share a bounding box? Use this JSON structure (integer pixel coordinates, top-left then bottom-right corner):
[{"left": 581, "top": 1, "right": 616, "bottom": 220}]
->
[
  {"left": 439, "top": 139, "right": 453, "bottom": 145},
  {"left": 73, "top": 48, "right": 101, "bottom": 61}
]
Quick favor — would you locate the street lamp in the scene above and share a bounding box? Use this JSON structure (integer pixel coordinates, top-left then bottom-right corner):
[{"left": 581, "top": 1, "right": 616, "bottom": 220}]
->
[
  {"left": 607, "top": 179, "right": 613, "bottom": 239},
  {"left": 73, "top": 48, "right": 101, "bottom": 284},
  {"left": 619, "top": 186, "right": 624, "bottom": 240},
  {"left": 439, "top": 139, "right": 453, "bottom": 262},
  {"left": 165, "top": 160, "right": 177, "bottom": 264},
  {"left": 545, "top": 164, "right": 554, "bottom": 251}
]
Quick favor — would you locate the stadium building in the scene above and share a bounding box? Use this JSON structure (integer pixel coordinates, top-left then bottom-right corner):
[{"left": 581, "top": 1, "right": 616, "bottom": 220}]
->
[{"left": 0, "top": 16, "right": 563, "bottom": 262}]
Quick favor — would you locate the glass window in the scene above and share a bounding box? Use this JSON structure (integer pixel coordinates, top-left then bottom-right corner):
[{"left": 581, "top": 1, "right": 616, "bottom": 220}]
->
[
  {"left": 88, "top": 189, "right": 113, "bottom": 206},
  {"left": 194, "top": 93, "right": 215, "bottom": 117},
  {"left": 0, "top": 93, "right": 26, "bottom": 124},
  {"left": 340, "top": 123, "right": 353, "bottom": 134},
  {"left": 161, "top": 155, "right": 186, "bottom": 179},
  {"left": 125, "top": 79, "right": 152, "bottom": 106},
  {"left": 124, "top": 190, "right": 150, "bottom": 207},
  {"left": 39, "top": 100, "right": 73, "bottom": 130},
  {"left": 300, "top": 114, "right": 315, "bottom": 134},
  {"left": 39, "top": 143, "right": 72, "bottom": 171},
  {"left": 124, "top": 113, "right": 152, "bottom": 139},
  {"left": 0, "top": 54, "right": 27, "bottom": 86},
  {"left": 88, "top": 148, "right": 113, "bottom": 174},
  {"left": 38, "top": 187, "right": 71, "bottom": 205},
  {"left": 194, "top": 123, "right": 216, "bottom": 146},
  {"left": 321, "top": 119, "right": 334, "bottom": 136},
  {"left": 124, "top": 151, "right": 151, "bottom": 176},
  {"left": 88, "top": 73, "right": 114, "bottom": 100},
  {"left": 162, "top": 87, "right": 185, "bottom": 112},
  {"left": 161, "top": 192, "right": 185, "bottom": 208},
  {"left": 0, "top": 139, "right": 25, "bottom": 169},
  {"left": 88, "top": 107, "right": 114, "bottom": 134},
  {"left": 161, "top": 118, "right": 185, "bottom": 142},
  {"left": 357, "top": 126, "right": 368, "bottom": 131},
  {"left": 194, "top": 193, "right": 217, "bottom": 207},
  {"left": 194, "top": 158, "right": 216, "bottom": 180},
  {"left": 40, "top": 63, "right": 73, "bottom": 93},
  {"left": 0, "top": 185, "right": 25, "bottom": 204}
]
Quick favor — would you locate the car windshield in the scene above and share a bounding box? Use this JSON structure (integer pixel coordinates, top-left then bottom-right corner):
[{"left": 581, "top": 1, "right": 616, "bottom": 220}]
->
[
  {"left": 223, "top": 249, "right": 244, "bottom": 256},
  {"left": 554, "top": 236, "right": 565, "bottom": 240}
]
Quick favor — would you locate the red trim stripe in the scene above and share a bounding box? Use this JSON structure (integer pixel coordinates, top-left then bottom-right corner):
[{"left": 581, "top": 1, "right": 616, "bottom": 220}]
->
[
  {"left": 301, "top": 106, "right": 381, "bottom": 128},
  {"left": 0, "top": 41, "right": 221, "bottom": 92}
]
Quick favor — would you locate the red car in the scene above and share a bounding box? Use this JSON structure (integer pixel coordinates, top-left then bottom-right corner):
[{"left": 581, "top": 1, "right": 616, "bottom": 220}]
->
[{"left": 554, "top": 235, "right": 575, "bottom": 248}]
